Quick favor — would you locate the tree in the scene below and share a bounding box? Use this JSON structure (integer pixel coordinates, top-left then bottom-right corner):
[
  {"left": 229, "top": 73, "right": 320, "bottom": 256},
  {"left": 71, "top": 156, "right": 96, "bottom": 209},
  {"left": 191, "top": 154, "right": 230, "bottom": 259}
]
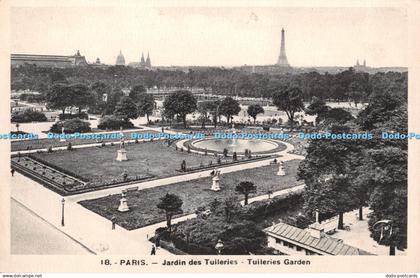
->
[
  {"left": 157, "top": 193, "right": 183, "bottom": 233},
  {"left": 356, "top": 93, "right": 407, "bottom": 255},
  {"left": 113, "top": 96, "right": 139, "bottom": 123},
  {"left": 247, "top": 104, "right": 264, "bottom": 124},
  {"left": 49, "top": 70, "right": 67, "bottom": 84},
  {"left": 198, "top": 101, "right": 217, "bottom": 128},
  {"left": 235, "top": 181, "right": 257, "bottom": 206},
  {"left": 322, "top": 108, "right": 354, "bottom": 126},
  {"left": 219, "top": 97, "right": 241, "bottom": 125},
  {"left": 305, "top": 97, "right": 329, "bottom": 125},
  {"left": 137, "top": 93, "right": 155, "bottom": 122},
  {"left": 222, "top": 196, "right": 242, "bottom": 223},
  {"left": 298, "top": 125, "right": 362, "bottom": 229},
  {"left": 129, "top": 84, "right": 146, "bottom": 102},
  {"left": 366, "top": 148, "right": 407, "bottom": 255},
  {"left": 90, "top": 81, "right": 111, "bottom": 114},
  {"left": 163, "top": 90, "right": 197, "bottom": 128},
  {"left": 45, "top": 83, "right": 73, "bottom": 116},
  {"left": 272, "top": 87, "right": 304, "bottom": 128},
  {"left": 70, "top": 83, "right": 95, "bottom": 115}
]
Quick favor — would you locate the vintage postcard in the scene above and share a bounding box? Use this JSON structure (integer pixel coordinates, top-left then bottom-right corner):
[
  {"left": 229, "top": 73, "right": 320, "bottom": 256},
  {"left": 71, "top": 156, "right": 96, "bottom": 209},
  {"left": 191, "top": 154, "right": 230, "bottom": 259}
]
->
[{"left": 0, "top": 0, "right": 419, "bottom": 275}]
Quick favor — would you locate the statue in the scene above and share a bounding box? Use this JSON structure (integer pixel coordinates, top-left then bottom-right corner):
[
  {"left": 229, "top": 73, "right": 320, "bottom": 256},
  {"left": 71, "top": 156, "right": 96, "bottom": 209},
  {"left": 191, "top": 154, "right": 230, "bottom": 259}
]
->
[
  {"left": 60, "top": 126, "right": 66, "bottom": 142},
  {"left": 116, "top": 132, "right": 128, "bottom": 161},
  {"left": 117, "top": 190, "right": 130, "bottom": 212},
  {"left": 277, "top": 161, "right": 285, "bottom": 176},
  {"left": 211, "top": 168, "right": 221, "bottom": 191}
]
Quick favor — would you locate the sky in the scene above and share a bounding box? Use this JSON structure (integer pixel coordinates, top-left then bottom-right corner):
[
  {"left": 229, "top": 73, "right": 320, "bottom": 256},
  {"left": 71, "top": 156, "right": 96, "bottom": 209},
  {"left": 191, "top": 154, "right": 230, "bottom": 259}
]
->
[{"left": 10, "top": 6, "right": 408, "bottom": 67}]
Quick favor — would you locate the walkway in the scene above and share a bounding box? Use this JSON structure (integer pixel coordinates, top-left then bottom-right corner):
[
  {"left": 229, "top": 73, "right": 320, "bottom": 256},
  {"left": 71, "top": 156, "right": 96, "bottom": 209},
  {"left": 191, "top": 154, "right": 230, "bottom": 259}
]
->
[
  {"left": 330, "top": 208, "right": 406, "bottom": 256},
  {"left": 11, "top": 173, "right": 173, "bottom": 255},
  {"left": 11, "top": 199, "right": 92, "bottom": 255}
]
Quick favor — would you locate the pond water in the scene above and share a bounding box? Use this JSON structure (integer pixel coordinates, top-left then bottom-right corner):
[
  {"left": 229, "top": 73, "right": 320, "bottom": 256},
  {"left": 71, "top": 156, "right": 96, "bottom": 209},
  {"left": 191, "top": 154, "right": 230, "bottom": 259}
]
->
[{"left": 192, "top": 138, "right": 280, "bottom": 153}]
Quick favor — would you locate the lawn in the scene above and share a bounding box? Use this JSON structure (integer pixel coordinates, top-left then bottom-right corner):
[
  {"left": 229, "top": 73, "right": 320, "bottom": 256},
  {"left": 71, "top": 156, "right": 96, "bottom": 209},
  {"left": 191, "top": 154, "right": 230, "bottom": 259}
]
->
[
  {"left": 31, "top": 140, "right": 218, "bottom": 182},
  {"left": 11, "top": 130, "right": 154, "bottom": 152},
  {"left": 79, "top": 159, "right": 303, "bottom": 230}
]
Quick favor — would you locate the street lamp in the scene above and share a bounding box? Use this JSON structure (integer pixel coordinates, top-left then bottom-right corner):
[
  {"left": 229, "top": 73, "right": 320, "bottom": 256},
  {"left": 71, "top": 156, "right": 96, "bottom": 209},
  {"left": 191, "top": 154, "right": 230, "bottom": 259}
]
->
[
  {"left": 61, "top": 198, "right": 65, "bottom": 227},
  {"left": 215, "top": 239, "right": 224, "bottom": 255},
  {"left": 373, "top": 219, "right": 395, "bottom": 255}
]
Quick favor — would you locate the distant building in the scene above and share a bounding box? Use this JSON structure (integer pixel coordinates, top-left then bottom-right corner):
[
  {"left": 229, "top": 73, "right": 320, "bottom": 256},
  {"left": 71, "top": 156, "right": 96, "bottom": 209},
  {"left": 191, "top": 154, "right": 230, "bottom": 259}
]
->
[
  {"left": 140, "top": 53, "right": 146, "bottom": 67},
  {"left": 129, "top": 51, "right": 152, "bottom": 69},
  {"left": 264, "top": 222, "right": 372, "bottom": 256},
  {"left": 116, "top": 50, "right": 126, "bottom": 66},
  {"left": 145, "top": 52, "right": 151, "bottom": 68},
  {"left": 91, "top": 57, "right": 107, "bottom": 69},
  {"left": 354, "top": 59, "right": 368, "bottom": 72},
  {"left": 11, "top": 50, "right": 88, "bottom": 68}
]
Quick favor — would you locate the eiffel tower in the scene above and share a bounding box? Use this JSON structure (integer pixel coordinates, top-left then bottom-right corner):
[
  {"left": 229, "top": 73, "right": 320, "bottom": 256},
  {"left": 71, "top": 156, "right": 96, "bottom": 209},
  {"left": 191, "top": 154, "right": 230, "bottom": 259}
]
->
[{"left": 277, "top": 28, "right": 290, "bottom": 67}]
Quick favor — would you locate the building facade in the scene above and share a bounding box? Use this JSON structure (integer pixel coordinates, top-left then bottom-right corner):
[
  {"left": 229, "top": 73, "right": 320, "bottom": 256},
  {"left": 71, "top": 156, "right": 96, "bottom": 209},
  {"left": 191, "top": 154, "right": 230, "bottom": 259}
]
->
[{"left": 11, "top": 50, "right": 88, "bottom": 68}]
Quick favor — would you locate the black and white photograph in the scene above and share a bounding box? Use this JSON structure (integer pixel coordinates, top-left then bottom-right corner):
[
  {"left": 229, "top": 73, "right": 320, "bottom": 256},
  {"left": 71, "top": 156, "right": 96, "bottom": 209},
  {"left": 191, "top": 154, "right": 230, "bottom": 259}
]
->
[{"left": 0, "top": 0, "right": 419, "bottom": 275}]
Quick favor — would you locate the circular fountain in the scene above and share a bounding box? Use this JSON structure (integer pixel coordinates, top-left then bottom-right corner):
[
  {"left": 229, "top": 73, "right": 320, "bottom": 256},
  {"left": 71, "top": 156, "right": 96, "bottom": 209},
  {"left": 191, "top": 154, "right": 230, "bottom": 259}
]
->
[
  {"left": 187, "top": 125, "right": 287, "bottom": 155},
  {"left": 192, "top": 138, "right": 279, "bottom": 154}
]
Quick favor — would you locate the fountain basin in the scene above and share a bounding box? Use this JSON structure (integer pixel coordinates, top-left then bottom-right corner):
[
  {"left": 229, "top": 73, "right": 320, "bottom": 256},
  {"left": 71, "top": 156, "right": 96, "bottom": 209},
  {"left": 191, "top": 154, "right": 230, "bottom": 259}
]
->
[{"left": 188, "top": 138, "right": 286, "bottom": 154}]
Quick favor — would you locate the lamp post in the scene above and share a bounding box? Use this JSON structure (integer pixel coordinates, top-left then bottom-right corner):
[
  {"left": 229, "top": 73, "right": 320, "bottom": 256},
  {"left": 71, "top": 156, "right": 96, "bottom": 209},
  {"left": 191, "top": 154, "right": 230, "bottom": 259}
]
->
[
  {"left": 373, "top": 219, "right": 395, "bottom": 255},
  {"left": 215, "top": 239, "right": 224, "bottom": 255},
  {"left": 61, "top": 198, "right": 65, "bottom": 227}
]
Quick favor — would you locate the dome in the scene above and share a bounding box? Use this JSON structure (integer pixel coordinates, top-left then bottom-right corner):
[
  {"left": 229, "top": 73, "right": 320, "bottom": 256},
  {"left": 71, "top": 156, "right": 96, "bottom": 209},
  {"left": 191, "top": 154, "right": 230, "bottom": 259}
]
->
[{"left": 116, "top": 50, "right": 125, "bottom": 66}]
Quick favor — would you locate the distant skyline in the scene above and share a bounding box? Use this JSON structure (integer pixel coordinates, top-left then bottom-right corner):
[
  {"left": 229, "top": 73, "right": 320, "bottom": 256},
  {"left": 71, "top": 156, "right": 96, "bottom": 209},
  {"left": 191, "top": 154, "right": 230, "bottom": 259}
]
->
[{"left": 11, "top": 6, "right": 408, "bottom": 67}]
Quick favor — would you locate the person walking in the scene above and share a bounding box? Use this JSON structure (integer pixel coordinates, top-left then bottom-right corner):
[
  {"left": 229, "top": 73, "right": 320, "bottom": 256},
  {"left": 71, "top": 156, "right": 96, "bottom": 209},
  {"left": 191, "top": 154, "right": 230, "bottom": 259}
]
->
[
  {"left": 111, "top": 216, "right": 116, "bottom": 230},
  {"left": 151, "top": 245, "right": 156, "bottom": 255},
  {"left": 11, "top": 169, "right": 15, "bottom": 177}
]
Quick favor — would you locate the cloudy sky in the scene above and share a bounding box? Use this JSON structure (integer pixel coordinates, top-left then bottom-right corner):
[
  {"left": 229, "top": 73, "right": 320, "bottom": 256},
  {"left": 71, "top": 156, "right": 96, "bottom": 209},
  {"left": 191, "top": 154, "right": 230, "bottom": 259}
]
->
[{"left": 11, "top": 5, "right": 408, "bottom": 67}]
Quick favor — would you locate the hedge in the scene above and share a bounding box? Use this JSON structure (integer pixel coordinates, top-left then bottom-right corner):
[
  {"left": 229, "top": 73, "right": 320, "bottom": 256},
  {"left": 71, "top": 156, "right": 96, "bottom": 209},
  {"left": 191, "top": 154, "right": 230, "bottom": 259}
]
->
[
  {"left": 11, "top": 110, "right": 48, "bottom": 123},
  {"left": 97, "top": 115, "right": 134, "bottom": 130},
  {"left": 50, "top": 118, "right": 91, "bottom": 133}
]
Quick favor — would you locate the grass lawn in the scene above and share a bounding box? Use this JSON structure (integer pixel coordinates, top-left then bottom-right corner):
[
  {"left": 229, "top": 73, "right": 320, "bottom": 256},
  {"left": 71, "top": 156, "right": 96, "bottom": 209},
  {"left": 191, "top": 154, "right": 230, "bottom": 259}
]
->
[
  {"left": 11, "top": 130, "right": 153, "bottom": 152},
  {"left": 79, "top": 159, "right": 302, "bottom": 230},
  {"left": 31, "top": 140, "right": 218, "bottom": 182}
]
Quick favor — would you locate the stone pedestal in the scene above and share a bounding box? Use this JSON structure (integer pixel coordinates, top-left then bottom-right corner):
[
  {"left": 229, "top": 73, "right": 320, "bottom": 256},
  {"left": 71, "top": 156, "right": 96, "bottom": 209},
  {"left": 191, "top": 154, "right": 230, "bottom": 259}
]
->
[
  {"left": 116, "top": 148, "right": 128, "bottom": 161},
  {"left": 277, "top": 162, "right": 285, "bottom": 176},
  {"left": 211, "top": 176, "right": 220, "bottom": 191},
  {"left": 118, "top": 192, "right": 130, "bottom": 212}
]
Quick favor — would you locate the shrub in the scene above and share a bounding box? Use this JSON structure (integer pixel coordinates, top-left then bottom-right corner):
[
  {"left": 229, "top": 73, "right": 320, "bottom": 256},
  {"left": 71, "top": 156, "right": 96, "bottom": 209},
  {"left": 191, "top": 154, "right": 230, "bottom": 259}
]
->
[
  {"left": 97, "top": 115, "right": 134, "bottom": 130},
  {"left": 243, "top": 191, "right": 304, "bottom": 221},
  {"left": 11, "top": 110, "right": 48, "bottom": 123},
  {"left": 50, "top": 118, "right": 91, "bottom": 134},
  {"left": 59, "top": 112, "right": 88, "bottom": 120}
]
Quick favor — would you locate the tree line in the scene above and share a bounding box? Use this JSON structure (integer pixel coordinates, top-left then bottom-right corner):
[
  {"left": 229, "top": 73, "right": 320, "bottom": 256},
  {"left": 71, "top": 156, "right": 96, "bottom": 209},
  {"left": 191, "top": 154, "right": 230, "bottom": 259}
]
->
[
  {"left": 12, "top": 64, "right": 406, "bottom": 103},
  {"left": 298, "top": 92, "right": 407, "bottom": 255}
]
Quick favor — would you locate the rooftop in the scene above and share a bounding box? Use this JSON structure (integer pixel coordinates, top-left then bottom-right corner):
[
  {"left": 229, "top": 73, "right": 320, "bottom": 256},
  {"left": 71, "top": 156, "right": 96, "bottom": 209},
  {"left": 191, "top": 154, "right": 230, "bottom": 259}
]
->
[{"left": 264, "top": 222, "right": 373, "bottom": 255}]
